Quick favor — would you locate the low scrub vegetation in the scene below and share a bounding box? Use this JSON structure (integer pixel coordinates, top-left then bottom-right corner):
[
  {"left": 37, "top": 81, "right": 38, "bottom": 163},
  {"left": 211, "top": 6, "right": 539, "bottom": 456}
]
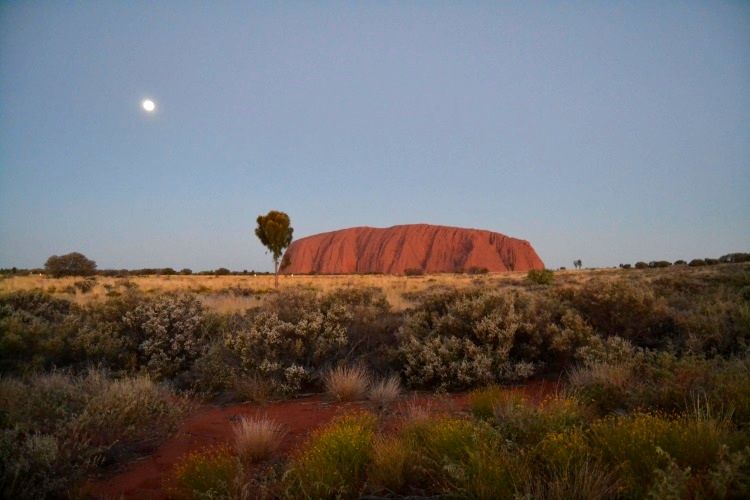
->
[{"left": 1, "top": 263, "right": 749, "bottom": 496}]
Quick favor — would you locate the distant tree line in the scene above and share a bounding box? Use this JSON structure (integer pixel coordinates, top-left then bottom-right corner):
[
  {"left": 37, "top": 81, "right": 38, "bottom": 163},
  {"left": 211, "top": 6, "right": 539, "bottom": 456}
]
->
[
  {"left": 619, "top": 252, "right": 750, "bottom": 270},
  {"left": 1, "top": 251, "right": 748, "bottom": 278}
]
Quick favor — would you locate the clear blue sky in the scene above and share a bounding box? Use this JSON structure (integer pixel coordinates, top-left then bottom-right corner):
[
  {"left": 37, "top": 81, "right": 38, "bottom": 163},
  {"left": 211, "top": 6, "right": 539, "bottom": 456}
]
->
[{"left": 1, "top": 1, "right": 748, "bottom": 271}]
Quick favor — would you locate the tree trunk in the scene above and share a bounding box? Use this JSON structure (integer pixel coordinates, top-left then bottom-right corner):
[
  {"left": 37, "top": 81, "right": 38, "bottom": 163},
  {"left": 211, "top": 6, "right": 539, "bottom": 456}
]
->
[{"left": 274, "top": 260, "right": 279, "bottom": 288}]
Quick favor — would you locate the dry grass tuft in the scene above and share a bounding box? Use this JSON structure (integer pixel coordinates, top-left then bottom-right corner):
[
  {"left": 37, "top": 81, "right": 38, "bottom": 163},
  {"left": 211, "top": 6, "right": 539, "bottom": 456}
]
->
[
  {"left": 324, "top": 366, "right": 371, "bottom": 402},
  {"left": 232, "top": 416, "right": 286, "bottom": 464},
  {"left": 232, "top": 375, "right": 273, "bottom": 404},
  {"left": 368, "top": 375, "right": 402, "bottom": 407}
]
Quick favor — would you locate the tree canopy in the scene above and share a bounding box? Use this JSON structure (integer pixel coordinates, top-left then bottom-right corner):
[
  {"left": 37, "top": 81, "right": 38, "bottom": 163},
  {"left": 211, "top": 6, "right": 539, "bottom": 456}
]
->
[
  {"left": 255, "top": 211, "right": 293, "bottom": 286},
  {"left": 44, "top": 252, "right": 97, "bottom": 277}
]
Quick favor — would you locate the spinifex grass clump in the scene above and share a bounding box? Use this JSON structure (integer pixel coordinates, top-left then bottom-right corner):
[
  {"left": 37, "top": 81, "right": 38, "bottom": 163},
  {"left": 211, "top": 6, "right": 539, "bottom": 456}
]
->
[
  {"left": 323, "top": 365, "right": 370, "bottom": 402},
  {"left": 232, "top": 416, "right": 286, "bottom": 464},
  {"left": 284, "top": 412, "right": 376, "bottom": 499},
  {"left": 368, "top": 375, "right": 402, "bottom": 407}
]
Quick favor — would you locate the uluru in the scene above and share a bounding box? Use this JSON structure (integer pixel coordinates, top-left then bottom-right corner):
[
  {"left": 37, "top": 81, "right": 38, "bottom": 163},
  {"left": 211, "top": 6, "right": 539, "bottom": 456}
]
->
[{"left": 280, "top": 224, "right": 544, "bottom": 275}]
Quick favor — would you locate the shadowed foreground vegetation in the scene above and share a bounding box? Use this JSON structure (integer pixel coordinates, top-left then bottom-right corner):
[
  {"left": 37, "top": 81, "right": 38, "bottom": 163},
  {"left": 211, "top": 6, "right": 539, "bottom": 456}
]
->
[{"left": 1, "top": 264, "right": 749, "bottom": 498}]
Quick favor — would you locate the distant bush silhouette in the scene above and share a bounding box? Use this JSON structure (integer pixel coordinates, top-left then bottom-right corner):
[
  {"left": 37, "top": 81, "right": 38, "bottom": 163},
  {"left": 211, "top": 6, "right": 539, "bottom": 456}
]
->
[
  {"left": 648, "top": 261, "right": 671, "bottom": 268},
  {"left": 214, "top": 268, "right": 231, "bottom": 276},
  {"left": 689, "top": 259, "right": 706, "bottom": 267},
  {"left": 180, "top": 268, "right": 193, "bottom": 275},
  {"left": 404, "top": 268, "right": 424, "bottom": 276},
  {"left": 720, "top": 252, "right": 750, "bottom": 263},
  {"left": 44, "top": 252, "right": 96, "bottom": 277},
  {"left": 634, "top": 262, "right": 648, "bottom": 269},
  {"left": 674, "top": 260, "right": 687, "bottom": 266}
]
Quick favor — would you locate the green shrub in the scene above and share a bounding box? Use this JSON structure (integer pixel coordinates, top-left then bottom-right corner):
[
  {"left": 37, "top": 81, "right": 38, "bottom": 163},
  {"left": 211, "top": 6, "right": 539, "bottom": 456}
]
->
[
  {"left": 166, "top": 445, "right": 239, "bottom": 499},
  {"left": 588, "top": 411, "right": 737, "bottom": 497},
  {"left": 562, "top": 279, "right": 677, "bottom": 349},
  {"left": 285, "top": 412, "right": 376, "bottom": 499},
  {"left": 527, "top": 268, "right": 554, "bottom": 285},
  {"left": 0, "top": 291, "right": 78, "bottom": 372},
  {"left": 0, "top": 427, "right": 99, "bottom": 499}
]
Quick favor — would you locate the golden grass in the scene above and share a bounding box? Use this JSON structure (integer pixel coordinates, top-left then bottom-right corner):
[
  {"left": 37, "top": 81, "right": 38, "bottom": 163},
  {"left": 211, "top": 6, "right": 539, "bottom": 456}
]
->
[
  {"left": 3, "top": 264, "right": 741, "bottom": 312},
  {"left": 232, "top": 416, "right": 286, "bottom": 464},
  {"left": 324, "top": 366, "right": 371, "bottom": 402},
  {"left": 368, "top": 376, "right": 402, "bottom": 407}
]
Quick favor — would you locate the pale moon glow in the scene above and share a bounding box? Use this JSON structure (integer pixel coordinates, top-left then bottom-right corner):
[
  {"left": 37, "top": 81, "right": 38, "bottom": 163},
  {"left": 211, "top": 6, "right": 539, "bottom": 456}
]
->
[{"left": 141, "top": 99, "right": 156, "bottom": 112}]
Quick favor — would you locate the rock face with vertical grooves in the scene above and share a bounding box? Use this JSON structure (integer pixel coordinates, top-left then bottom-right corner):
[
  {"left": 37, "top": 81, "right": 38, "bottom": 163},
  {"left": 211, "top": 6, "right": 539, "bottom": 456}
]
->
[{"left": 280, "top": 224, "right": 544, "bottom": 274}]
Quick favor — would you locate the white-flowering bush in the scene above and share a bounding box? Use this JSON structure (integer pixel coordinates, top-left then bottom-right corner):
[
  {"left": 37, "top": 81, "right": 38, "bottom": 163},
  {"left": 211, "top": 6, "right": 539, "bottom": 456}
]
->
[
  {"left": 123, "top": 295, "right": 207, "bottom": 379},
  {"left": 224, "top": 302, "right": 352, "bottom": 393},
  {"left": 398, "top": 288, "right": 544, "bottom": 389},
  {"left": 576, "top": 335, "right": 642, "bottom": 367}
]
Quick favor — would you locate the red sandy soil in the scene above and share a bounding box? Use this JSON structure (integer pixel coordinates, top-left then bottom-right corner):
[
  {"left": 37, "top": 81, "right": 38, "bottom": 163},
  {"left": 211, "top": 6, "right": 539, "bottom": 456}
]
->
[
  {"left": 87, "top": 381, "right": 558, "bottom": 499},
  {"left": 281, "top": 224, "right": 545, "bottom": 274}
]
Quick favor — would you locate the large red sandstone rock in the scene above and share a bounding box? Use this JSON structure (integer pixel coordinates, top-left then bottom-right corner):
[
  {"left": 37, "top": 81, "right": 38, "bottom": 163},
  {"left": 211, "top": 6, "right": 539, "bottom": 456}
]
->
[{"left": 281, "top": 224, "right": 544, "bottom": 274}]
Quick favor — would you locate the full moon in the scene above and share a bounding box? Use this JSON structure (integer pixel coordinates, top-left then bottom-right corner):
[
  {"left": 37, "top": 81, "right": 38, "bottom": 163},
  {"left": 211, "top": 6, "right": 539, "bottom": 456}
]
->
[{"left": 141, "top": 99, "right": 156, "bottom": 112}]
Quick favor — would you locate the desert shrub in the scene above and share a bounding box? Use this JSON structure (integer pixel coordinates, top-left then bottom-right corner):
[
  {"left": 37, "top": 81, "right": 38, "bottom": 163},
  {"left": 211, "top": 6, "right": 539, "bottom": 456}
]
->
[
  {"left": 674, "top": 293, "right": 750, "bottom": 356},
  {"left": 232, "top": 416, "right": 286, "bottom": 464},
  {"left": 368, "top": 375, "right": 402, "bottom": 407},
  {"left": 575, "top": 335, "right": 642, "bottom": 367},
  {"left": 467, "top": 266, "right": 489, "bottom": 275},
  {"left": 527, "top": 268, "right": 554, "bottom": 285},
  {"left": 225, "top": 288, "right": 396, "bottom": 394},
  {"left": 67, "top": 291, "right": 148, "bottom": 370},
  {"left": 398, "top": 287, "right": 593, "bottom": 389},
  {"left": 374, "top": 415, "right": 521, "bottom": 496},
  {"left": 635, "top": 261, "right": 649, "bottom": 269},
  {"left": 561, "top": 279, "right": 678, "bottom": 349},
  {"left": 74, "top": 375, "right": 189, "bottom": 460},
  {"left": 73, "top": 278, "right": 96, "bottom": 293},
  {"left": 0, "top": 372, "right": 93, "bottom": 434},
  {"left": 324, "top": 365, "right": 370, "bottom": 402},
  {"left": 0, "top": 291, "right": 78, "bottom": 372},
  {"left": 397, "top": 416, "right": 485, "bottom": 490},
  {"left": 0, "top": 427, "right": 99, "bottom": 499},
  {"left": 183, "top": 340, "right": 238, "bottom": 395},
  {"left": 404, "top": 267, "right": 424, "bottom": 276},
  {"left": 690, "top": 258, "right": 707, "bottom": 267},
  {"left": 0, "top": 370, "right": 185, "bottom": 497},
  {"left": 569, "top": 352, "right": 750, "bottom": 421},
  {"left": 368, "top": 436, "right": 411, "bottom": 493},
  {"left": 476, "top": 390, "right": 587, "bottom": 446},
  {"left": 166, "top": 445, "right": 240, "bottom": 499},
  {"left": 649, "top": 260, "right": 672, "bottom": 268},
  {"left": 568, "top": 361, "right": 636, "bottom": 414},
  {"left": 521, "top": 458, "right": 621, "bottom": 500},
  {"left": 231, "top": 375, "right": 274, "bottom": 404},
  {"left": 285, "top": 412, "right": 376, "bottom": 499},
  {"left": 123, "top": 294, "right": 208, "bottom": 379},
  {"left": 398, "top": 289, "right": 532, "bottom": 389},
  {"left": 588, "top": 411, "right": 737, "bottom": 497}
]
